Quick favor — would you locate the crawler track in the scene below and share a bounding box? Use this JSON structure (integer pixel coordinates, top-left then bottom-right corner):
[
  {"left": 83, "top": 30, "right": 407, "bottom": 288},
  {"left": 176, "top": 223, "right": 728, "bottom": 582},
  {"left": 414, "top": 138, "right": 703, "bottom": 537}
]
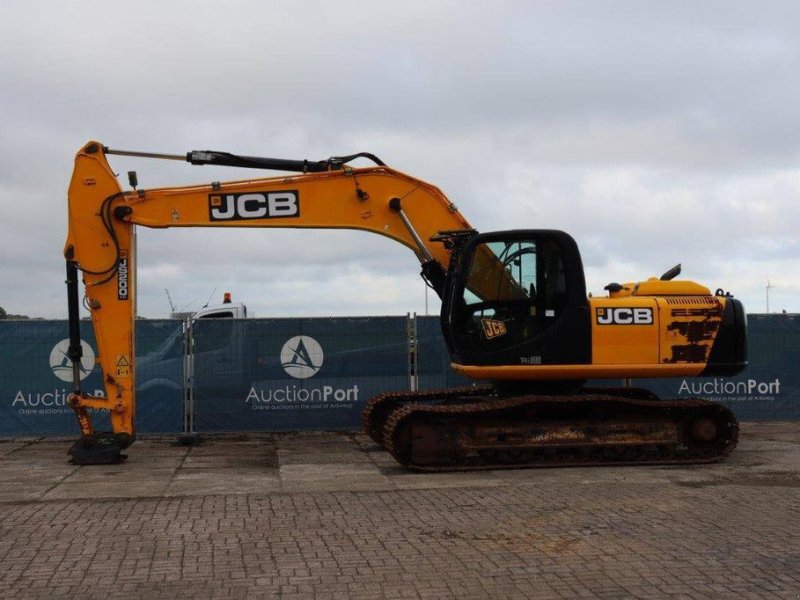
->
[
  {"left": 362, "top": 385, "right": 492, "bottom": 445},
  {"left": 363, "top": 387, "right": 738, "bottom": 471}
]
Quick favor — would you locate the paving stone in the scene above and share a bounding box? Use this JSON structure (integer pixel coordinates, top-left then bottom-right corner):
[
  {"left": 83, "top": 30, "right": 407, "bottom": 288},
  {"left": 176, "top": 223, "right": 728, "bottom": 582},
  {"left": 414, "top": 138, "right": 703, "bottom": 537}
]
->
[
  {"left": 0, "top": 423, "right": 797, "bottom": 598},
  {"left": 40, "top": 480, "right": 171, "bottom": 500},
  {"left": 62, "top": 468, "right": 178, "bottom": 484},
  {"left": 0, "top": 441, "right": 31, "bottom": 457},
  {"left": 279, "top": 450, "right": 374, "bottom": 465}
]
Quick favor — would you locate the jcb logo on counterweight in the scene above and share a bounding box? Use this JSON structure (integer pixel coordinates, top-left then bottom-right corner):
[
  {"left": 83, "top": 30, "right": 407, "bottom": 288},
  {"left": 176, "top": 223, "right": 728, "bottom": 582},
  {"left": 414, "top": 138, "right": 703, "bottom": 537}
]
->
[
  {"left": 596, "top": 307, "right": 653, "bottom": 325},
  {"left": 209, "top": 191, "right": 299, "bottom": 221}
]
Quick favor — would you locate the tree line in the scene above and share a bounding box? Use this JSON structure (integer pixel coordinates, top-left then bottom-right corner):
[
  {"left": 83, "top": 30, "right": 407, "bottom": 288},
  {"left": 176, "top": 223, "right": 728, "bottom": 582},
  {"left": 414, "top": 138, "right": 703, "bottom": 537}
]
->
[{"left": 0, "top": 306, "right": 30, "bottom": 320}]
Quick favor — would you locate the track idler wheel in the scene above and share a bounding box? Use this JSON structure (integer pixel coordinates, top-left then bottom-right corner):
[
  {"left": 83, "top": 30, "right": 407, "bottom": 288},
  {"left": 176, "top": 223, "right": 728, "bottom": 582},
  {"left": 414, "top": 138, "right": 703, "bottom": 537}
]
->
[
  {"left": 690, "top": 417, "right": 719, "bottom": 443},
  {"left": 68, "top": 432, "right": 135, "bottom": 465}
]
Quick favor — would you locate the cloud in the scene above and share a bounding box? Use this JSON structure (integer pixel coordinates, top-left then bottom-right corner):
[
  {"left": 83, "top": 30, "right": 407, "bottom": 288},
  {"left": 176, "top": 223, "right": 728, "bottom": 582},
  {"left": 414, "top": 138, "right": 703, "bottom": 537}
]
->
[
  {"left": 491, "top": 164, "right": 800, "bottom": 311},
  {"left": 0, "top": 1, "right": 798, "bottom": 318}
]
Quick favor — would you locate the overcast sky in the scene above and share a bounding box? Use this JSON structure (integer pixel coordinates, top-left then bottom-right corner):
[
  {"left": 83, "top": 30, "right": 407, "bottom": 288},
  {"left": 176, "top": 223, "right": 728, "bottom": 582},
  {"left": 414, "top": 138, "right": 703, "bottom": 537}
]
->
[{"left": 1, "top": 1, "right": 799, "bottom": 319}]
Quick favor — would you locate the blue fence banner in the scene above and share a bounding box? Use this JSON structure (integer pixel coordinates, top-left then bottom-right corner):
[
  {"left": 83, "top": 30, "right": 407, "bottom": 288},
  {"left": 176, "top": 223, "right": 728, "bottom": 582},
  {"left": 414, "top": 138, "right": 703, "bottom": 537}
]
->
[
  {"left": 0, "top": 320, "right": 183, "bottom": 437},
  {"left": 1, "top": 313, "right": 798, "bottom": 438},
  {"left": 192, "top": 317, "right": 409, "bottom": 432},
  {"left": 133, "top": 320, "right": 185, "bottom": 433}
]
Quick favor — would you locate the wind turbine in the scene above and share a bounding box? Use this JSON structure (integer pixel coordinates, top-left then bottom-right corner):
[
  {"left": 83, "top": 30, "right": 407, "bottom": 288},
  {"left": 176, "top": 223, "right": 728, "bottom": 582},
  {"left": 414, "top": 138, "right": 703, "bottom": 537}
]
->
[{"left": 766, "top": 278, "right": 775, "bottom": 314}]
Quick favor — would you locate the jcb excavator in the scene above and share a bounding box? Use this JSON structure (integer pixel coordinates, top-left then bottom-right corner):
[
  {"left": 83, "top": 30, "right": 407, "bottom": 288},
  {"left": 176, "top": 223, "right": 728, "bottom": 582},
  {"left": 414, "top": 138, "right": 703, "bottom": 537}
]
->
[{"left": 64, "top": 141, "right": 746, "bottom": 468}]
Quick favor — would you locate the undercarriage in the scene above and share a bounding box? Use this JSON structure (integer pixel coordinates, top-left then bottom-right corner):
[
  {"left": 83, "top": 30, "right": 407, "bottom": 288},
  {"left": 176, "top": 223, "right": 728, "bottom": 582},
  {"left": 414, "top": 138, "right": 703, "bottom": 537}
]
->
[{"left": 363, "top": 386, "right": 738, "bottom": 471}]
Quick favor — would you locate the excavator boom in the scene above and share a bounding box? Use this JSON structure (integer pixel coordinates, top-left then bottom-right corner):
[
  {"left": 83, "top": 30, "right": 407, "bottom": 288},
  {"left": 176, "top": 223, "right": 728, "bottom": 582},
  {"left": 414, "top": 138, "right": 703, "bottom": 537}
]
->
[{"left": 64, "top": 141, "right": 473, "bottom": 462}]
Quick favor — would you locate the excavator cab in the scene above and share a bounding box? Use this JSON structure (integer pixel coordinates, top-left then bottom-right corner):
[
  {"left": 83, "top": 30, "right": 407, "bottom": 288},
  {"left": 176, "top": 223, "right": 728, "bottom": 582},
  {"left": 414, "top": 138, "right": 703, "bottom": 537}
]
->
[{"left": 442, "top": 230, "right": 590, "bottom": 371}]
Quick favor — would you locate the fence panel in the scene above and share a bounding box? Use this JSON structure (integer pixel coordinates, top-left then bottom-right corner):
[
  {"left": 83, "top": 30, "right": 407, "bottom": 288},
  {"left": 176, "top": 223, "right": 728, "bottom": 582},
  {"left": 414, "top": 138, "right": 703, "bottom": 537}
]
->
[
  {"left": 192, "top": 317, "right": 409, "bottom": 432},
  {"left": 632, "top": 313, "right": 800, "bottom": 420},
  {"left": 0, "top": 320, "right": 106, "bottom": 436},
  {"left": 134, "top": 320, "right": 186, "bottom": 433},
  {"left": 416, "top": 314, "right": 800, "bottom": 421},
  {"left": 415, "top": 316, "right": 474, "bottom": 390},
  {"left": 0, "top": 320, "right": 184, "bottom": 437},
  {"left": 1, "top": 313, "right": 798, "bottom": 438}
]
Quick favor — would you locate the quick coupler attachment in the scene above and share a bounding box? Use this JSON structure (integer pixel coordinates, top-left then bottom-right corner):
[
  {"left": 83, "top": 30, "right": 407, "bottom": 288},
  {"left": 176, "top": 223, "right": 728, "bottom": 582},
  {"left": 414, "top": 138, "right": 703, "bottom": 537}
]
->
[{"left": 67, "top": 432, "right": 135, "bottom": 465}]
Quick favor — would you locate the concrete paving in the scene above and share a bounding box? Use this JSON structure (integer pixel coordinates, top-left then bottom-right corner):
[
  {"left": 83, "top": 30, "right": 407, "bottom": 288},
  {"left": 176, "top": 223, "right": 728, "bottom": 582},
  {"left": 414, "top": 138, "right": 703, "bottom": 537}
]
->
[{"left": 0, "top": 422, "right": 798, "bottom": 598}]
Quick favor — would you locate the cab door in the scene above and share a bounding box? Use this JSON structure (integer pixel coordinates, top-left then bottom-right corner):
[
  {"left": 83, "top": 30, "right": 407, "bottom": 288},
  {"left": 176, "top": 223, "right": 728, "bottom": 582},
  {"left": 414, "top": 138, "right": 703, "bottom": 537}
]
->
[{"left": 442, "top": 230, "right": 590, "bottom": 367}]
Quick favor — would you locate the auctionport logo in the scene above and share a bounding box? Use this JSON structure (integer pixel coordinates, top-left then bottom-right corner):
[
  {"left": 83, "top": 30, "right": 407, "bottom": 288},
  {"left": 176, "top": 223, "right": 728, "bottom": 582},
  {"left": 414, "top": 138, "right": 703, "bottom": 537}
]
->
[
  {"left": 280, "top": 336, "right": 323, "bottom": 379},
  {"left": 678, "top": 377, "right": 781, "bottom": 400},
  {"left": 247, "top": 335, "right": 358, "bottom": 409},
  {"left": 10, "top": 339, "right": 101, "bottom": 415},
  {"left": 49, "top": 339, "right": 95, "bottom": 382}
]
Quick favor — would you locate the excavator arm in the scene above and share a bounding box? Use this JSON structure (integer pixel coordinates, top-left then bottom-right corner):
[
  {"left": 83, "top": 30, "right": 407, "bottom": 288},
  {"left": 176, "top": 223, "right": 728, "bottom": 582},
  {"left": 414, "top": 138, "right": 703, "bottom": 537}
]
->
[{"left": 64, "top": 141, "right": 474, "bottom": 462}]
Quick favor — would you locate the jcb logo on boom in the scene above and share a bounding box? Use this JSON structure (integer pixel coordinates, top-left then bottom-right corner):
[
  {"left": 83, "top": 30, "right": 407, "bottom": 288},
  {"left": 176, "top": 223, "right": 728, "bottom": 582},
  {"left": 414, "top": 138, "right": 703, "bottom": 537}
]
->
[
  {"left": 209, "top": 191, "right": 299, "bottom": 221},
  {"left": 596, "top": 307, "right": 653, "bottom": 325}
]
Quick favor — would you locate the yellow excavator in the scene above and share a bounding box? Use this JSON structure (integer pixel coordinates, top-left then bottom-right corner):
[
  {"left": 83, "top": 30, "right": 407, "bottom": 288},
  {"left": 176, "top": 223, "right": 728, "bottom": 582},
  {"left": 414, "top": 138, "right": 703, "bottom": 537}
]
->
[{"left": 63, "top": 141, "right": 746, "bottom": 468}]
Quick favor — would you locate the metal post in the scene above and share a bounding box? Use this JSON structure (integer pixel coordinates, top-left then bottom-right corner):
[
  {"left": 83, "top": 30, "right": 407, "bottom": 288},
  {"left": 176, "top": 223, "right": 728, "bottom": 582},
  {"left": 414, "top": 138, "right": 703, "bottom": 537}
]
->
[
  {"left": 407, "top": 313, "right": 419, "bottom": 392},
  {"left": 412, "top": 314, "right": 419, "bottom": 391},
  {"left": 183, "top": 316, "right": 195, "bottom": 435}
]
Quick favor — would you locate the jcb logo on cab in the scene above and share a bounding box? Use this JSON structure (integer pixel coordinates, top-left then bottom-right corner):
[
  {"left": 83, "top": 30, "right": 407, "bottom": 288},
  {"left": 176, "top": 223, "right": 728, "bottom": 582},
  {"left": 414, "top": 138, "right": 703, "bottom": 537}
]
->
[
  {"left": 481, "top": 319, "right": 507, "bottom": 339},
  {"left": 209, "top": 191, "right": 299, "bottom": 221},
  {"left": 596, "top": 307, "right": 654, "bottom": 325}
]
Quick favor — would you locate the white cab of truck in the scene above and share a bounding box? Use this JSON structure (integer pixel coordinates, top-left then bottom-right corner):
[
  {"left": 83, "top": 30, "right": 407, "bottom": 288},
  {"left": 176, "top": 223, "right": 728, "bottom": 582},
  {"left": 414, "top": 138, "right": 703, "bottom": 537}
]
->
[
  {"left": 137, "top": 293, "right": 249, "bottom": 404},
  {"left": 185, "top": 292, "right": 248, "bottom": 320}
]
